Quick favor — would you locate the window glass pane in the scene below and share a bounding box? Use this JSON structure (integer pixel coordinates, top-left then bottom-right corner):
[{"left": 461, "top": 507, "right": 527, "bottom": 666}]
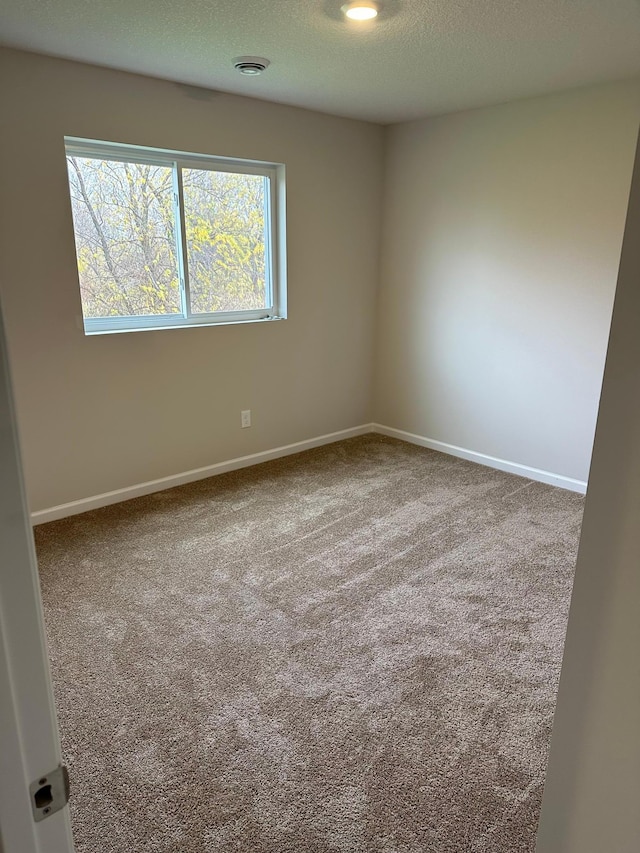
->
[
  {"left": 66, "top": 156, "right": 181, "bottom": 318},
  {"left": 182, "top": 169, "right": 268, "bottom": 314}
]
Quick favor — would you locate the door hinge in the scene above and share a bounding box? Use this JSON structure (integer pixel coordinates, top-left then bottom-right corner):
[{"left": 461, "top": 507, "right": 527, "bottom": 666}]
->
[{"left": 30, "top": 765, "right": 69, "bottom": 822}]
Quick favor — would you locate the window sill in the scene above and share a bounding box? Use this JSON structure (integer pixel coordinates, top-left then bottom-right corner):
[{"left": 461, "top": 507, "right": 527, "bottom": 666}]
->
[{"left": 83, "top": 315, "right": 286, "bottom": 336}]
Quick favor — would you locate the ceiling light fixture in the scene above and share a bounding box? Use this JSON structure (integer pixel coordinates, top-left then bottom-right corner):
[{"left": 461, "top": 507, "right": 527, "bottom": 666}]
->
[
  {"left": 233, "top": 56, "right": 270, "bottom": 75},
  {"left": 341, "top": 1, "right": 380, "bottom": 21}
]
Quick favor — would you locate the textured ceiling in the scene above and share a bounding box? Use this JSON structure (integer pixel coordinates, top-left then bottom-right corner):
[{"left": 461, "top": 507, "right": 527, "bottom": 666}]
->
[{"left": 1, "top": 0, "right": 640, "bottom": 123}]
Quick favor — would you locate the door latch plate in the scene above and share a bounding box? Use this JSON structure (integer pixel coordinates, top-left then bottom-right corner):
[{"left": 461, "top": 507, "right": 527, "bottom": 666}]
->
[{"left": 30, "top": 765, "right": 69, "bottom": 822}]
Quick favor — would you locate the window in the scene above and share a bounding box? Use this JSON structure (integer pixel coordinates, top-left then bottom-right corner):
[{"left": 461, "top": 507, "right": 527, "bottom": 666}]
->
[{"left": 64, "top": 138, "right": 286, "bottom": 334}]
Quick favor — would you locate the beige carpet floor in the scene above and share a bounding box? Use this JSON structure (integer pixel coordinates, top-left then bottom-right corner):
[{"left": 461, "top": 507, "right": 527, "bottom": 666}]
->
[{"left": 35, "top": 435, "right": 583, "bottom": 853}]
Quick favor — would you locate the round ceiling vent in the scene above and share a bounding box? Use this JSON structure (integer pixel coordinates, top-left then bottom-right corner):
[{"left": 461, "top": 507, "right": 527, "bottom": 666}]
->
[{"left": 233, "top": 56, "right": 270, "bottom": 76}]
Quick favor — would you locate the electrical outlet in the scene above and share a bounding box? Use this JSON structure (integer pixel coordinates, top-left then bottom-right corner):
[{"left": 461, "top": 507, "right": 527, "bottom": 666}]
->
[{"left": 241, "top": 410, "right": 251, "bottom": 428}]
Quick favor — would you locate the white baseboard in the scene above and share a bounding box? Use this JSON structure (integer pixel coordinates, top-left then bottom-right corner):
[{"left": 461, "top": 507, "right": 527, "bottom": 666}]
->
[
  {"left": 371, "top": 424, "right": 588, "bottom": 494},
  {"left": 31, "top": 424, "right": 374, "bottom": 525},
  {"left": 32, "top": 421, "right": 586, "bottom": 524}
]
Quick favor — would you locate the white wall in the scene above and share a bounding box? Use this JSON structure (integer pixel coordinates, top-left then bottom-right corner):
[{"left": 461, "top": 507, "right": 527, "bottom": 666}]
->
[
  {"left": 375, "top": 81, "right": 640, "bottom": 484},
  {"left": 536, "top": 129, "right": 640, "bottom": 853},
  {"left": 1, "top": 49, "right": 638, "bottom": 514},
  {"left": 0, "top": 49, "right": 384, "bottom": 513}
]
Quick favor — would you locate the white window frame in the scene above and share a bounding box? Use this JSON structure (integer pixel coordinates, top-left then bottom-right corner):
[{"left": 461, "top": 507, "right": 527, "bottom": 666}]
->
[{"left": 65, "top": 137, "right": 287, "bottom": 335}]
